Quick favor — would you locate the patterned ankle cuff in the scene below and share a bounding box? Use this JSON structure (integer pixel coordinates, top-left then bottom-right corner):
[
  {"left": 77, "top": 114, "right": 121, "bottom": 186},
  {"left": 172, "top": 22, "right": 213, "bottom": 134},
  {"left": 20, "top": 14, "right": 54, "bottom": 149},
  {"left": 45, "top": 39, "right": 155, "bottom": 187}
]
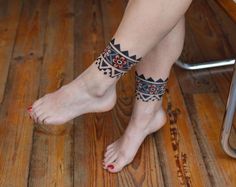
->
[
  {"left": 135, "top": 71, "right": 168, "bottom": 102},
  {"left": 95, "top": 39, "right": 142, "bottom": 78}
]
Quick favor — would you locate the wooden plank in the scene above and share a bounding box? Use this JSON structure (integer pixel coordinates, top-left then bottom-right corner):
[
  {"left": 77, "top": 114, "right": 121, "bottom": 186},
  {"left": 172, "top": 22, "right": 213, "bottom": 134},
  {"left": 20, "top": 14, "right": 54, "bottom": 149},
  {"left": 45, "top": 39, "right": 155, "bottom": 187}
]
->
[
  {"left": 73, "top": 0, "right": 115, "bottom": 185},
  {"left": 154, "top": 69, "right": 211, "bottom": 187},
  {"left": 176, "top": 0, "right": 235, "bottom": 95},
  {"left": 177, "top": 1, "right": 236, "bottom": 183},
  {"left": 75, "top": 112, "right": 119, "bottom": 186},
  {"left": 28, "top": 0, "right": 74, "bottom": 186},
  {"left": 206, "top": 0, "right": 236, "bottom": 120},
  {"left": 174, "top": 67, "right": 217, "bottom": 95},
  {"left": 205, "top": 0, "right": 236, "bottom": 129},
  {"left": 186, "top": 0, "right": 233, "bottom": 60},
  {"left": 175, "top": 5, "right": 219, "bottom": 95},
  {"left": 100, "top": 0, "right": 127, "bottom": 43},
  {"left": 0, "top": 0, "right": 49, "bottom": 186},
  {"left": 209, "top": 68, "right": 236, "bottom": 127},
  {"left": 206, "top": 0, "right": 236, "bottom": 54},
  {"left": 177, "top": 3, "right": 236, "bottom": 180},
  {"left": 216, "top": 0, "right": 236, "bottom": 23},
  {"left": 180, "top": 15, "right": 206, "bottom": 63},
  {"left": 209, "top": 69, "right": 232, "bottom": 105},
  {"left": 0, "top": 0, "right": 22, "bottom": 103},
  {"left": 186, "top": 93, "right": 236, "bottom": 186},
  {"left": 175, "top": 9, "right": 218, "bottom": 95}
]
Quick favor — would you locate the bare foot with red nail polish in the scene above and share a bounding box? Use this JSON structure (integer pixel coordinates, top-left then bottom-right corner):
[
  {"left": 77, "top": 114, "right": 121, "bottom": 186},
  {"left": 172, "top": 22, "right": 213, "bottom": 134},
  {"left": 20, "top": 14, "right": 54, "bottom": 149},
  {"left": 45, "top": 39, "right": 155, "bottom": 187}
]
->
[
  {"left": 28, "top": 62, "right": 117, "bottom": 125},
  {"left": 107, "top": 164, "right": 114, "bottom": 170},
  {"left": 103, "top": 101, "right": 166, "bottom": 173}
]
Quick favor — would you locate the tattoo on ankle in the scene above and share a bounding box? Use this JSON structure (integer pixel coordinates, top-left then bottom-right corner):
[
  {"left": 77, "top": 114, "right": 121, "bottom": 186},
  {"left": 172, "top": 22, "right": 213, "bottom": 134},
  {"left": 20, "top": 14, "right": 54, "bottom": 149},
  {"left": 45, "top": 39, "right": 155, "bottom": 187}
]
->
[
  {"left": 95, "top": 39, "right": 142, "bottom": 78},
  {"left": 135, "top": 71, "right": 168, "bottom": 102}
]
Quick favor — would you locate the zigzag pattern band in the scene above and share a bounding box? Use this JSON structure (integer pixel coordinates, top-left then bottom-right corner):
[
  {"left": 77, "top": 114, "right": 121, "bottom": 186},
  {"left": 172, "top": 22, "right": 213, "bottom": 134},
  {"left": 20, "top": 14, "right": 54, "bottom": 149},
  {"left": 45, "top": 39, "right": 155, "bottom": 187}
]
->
[
  {"left": 95, "top": 39, "right": 142, "bottom": 78},
  {"left": 135, "top": 71, "right": 168, "bottom": 102}
]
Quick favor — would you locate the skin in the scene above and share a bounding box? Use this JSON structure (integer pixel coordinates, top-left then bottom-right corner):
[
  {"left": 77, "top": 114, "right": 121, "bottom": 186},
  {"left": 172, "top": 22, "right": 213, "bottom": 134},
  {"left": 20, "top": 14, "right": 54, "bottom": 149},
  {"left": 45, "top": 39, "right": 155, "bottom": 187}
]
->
[
  {"left": 28, "top": 0, "right": 191, "bottom": 173},
  {"left": 103, "top": 16, "right": 186, "bottom": 172}
]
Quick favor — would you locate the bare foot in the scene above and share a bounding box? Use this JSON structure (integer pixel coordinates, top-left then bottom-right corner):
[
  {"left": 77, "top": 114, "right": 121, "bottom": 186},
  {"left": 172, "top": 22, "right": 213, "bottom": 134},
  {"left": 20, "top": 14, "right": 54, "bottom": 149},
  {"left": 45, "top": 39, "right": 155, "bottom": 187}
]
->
[
  {"left": 103, "top": 101, "right": 167, "bottom": 173},
  {"left": 28, "top": 62, "right": 117, "bottom": 125}
]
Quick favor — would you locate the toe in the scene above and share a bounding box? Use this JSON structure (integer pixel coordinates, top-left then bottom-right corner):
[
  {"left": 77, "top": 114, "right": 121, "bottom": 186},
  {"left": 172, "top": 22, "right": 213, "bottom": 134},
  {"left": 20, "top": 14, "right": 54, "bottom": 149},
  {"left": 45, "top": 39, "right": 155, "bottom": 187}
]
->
[
  {"left": 37, "top": 113, "right": 49, "bottom": 125},
  {"left": 104, "top": 147, "right": 115, "bottom": 158},
  {"left": 29, "top": 105, "right": 41, "bottom": 122},
  {"left": 43, "top": 117, "right": 64, "bottom": 125},
  {"left": 27, "top": 109, "right": 34, "bottom": 120},
  {"left": 31, "top": 104, "right": 51, "bottom": 124},
  {"left": 29, "top": 110, "right": 37, "bottom": 123},
  {"left": 31, "top": 105, "right": 44, "bottom": 120},
  {"left": 29, "top": 97, "right": 46, "bottom": 117},
  {"left": 32, "top": 98, "right": 44, "bottom": 109},
  {"left": 106, "top": 140, "right": 119, "bottom": 151},
  {"left": 107, "top": 156, "right": 132, "bottom": 173},
  {"left": 104, "top": 150, "right": 117, "bottom": 164},
  {"left": 27, "top": 105, "right": 34, "bottom": 118},
  {"left": 33, "top": 106, "right": 48, "bottom": 118},
  {"left": 34, "top": 111, "right": 45, "bottom": 124},
  {"left": 27, "top": 105, "right": 33, "bottom": 113},
  {"left": 43, "top": 118, "right": 53, "bottom": 125},
  {"left": 104, "top": 153, "right": 118, "bottom": 169}
]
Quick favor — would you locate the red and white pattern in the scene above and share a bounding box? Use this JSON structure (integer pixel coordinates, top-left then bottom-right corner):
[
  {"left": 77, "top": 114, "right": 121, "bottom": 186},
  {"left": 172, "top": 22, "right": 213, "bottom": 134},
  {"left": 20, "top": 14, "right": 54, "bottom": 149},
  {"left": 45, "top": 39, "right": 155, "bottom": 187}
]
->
[
  {"left": 95, "top": 39, "right": 141, "bottom": 78},
  {"left": 135, "top": 71, "right": 168, "bottom": 102}
]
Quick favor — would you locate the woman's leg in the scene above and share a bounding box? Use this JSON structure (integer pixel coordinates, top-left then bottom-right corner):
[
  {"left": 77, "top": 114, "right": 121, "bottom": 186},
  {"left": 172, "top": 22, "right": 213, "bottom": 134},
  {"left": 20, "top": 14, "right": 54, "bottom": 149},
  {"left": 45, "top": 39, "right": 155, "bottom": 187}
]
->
[
  {"left": 104, "top": 16, "right": 186, "bottom": 173},
  {"left": 28, "top": 0, "right": 192, "bottom": 125}
]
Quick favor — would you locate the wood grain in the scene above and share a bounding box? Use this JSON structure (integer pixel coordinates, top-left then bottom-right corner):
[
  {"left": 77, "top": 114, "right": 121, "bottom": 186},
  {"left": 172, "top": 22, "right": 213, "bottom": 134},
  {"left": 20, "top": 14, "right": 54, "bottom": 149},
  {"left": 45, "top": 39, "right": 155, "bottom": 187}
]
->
[
  {"left": 0, "top": 0, "right": 22, "bottom": 103},
  {"left": 186, "top": 0, "right": 233, "bottom": 60},
  {"left": 28, "top": 0, "right": 74, "bottom": 186},
  {"left": 155, "top": 70, "right": 211, "bottom": 187},
  {"left": 206, "top": 0, "right": 236, "bottom": 55},
  {"left": 0, "top": 0, "right": 48, "bottom": 186},
  {"left": 216, "top": 0, "right": 236, "bottom": 22},
  {"left": 73, "top": 0, "right": 112, "bottom": 186},
  {"left": 0, "top": 0, "right": 236, "bottom": 186},
  {"left": 190, "top": 93, "right": 236, "bottom": 186},
  {"left": 176, "top": 0, "right": 236, "bottom": 186}
]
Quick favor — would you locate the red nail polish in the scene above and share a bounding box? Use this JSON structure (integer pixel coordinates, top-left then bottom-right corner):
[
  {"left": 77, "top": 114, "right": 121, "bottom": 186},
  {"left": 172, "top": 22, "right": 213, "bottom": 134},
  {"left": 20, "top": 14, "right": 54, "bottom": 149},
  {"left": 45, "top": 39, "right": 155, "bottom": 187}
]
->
[
  {"left": 27, "top": 106, "right": 32, "bottom": 110},
  {"left": 107, "top": 164, "right": 114, "bottom": 169}
]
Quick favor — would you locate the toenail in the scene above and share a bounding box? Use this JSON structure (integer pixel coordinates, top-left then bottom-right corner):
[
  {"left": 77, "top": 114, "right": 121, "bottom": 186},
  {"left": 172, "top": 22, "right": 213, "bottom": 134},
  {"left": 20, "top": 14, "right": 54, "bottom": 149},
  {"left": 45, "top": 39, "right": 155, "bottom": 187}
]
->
[
  {"left": 107, "top": 164, "right": 114, "bottom": 169},
  {"left": 27, "top": 106, "right": 32, "bottom": 111}
]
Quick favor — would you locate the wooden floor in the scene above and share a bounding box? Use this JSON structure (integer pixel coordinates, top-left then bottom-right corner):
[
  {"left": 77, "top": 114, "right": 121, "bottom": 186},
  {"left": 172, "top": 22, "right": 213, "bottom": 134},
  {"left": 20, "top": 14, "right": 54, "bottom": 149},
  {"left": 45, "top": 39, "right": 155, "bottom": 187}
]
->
[{"left": 0, "top": 0, "right": 236, "bottom": 186}]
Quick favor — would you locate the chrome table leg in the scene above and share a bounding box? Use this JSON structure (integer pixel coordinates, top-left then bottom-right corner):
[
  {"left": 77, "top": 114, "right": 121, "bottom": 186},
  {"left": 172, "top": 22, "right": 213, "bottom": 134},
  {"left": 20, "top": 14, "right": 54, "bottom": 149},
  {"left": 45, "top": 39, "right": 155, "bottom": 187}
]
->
[
  {"left": 221, "top": 63, "right": 236, "bottom": 158},
  {"left": 175, "top": 59, "right": 235, "bottom": 70},
  {"left": 175, "top": 58, "right": 236, "bottom": 158}
]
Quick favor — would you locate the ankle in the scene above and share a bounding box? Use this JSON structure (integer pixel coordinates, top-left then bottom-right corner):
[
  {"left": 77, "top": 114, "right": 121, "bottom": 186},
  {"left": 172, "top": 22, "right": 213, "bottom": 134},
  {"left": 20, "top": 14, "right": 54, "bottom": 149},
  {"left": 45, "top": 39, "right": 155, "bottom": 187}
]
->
[
  {"left": 74, "top": 64, "right": 117, "bottom": 98},
  {"left": 129, "top": 106, "right": 167, "bottom": 133},
  {"left": 134, "top": 105, "right": 166, "bottom": 121},
  {"left": 132, "top": 99, "right": 163, "bottom": 116},
  {"left": 84, "top": 77, "right": 116, "bottom": 98}
]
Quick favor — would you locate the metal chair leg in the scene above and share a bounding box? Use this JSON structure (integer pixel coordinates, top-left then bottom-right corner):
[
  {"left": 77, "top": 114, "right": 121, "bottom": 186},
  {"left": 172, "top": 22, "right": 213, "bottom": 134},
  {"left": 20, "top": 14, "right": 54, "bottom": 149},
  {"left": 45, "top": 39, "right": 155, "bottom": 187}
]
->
[
  {"left": 220, "top": 63, "right": 236, "bottom": 158},
  {"left": 175, "top": 59, "right": 235, "bottom": 70},
  {"left": 175, "top": 59, "right": 236, "bottom": 158}
]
